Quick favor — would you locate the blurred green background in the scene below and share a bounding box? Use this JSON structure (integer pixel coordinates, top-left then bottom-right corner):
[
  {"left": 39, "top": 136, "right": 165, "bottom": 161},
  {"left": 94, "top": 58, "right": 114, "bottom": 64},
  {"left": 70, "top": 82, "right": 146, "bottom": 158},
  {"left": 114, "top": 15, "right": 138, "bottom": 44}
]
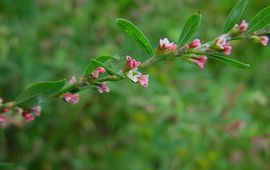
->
[{"left": 0, "top": 0, "right": 270, "bottom": 169}]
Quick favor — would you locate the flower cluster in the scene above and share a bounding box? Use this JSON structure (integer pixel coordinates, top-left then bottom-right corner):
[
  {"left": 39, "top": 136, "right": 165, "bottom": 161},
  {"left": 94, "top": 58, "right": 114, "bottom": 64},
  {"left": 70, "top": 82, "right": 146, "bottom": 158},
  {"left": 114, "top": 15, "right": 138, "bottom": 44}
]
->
[
  {"left": 0, "top": 97, "right": 42, "bottom": 124},
  {"left": 124, "top": 56, "right": 149, "bottom": 87}
]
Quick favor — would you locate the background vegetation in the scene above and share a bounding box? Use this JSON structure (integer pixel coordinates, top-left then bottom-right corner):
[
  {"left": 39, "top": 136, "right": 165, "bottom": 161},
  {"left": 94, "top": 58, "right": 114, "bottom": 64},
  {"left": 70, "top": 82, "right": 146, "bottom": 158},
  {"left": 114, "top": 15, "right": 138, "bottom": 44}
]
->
[{"left": 0, "top": 0, "right": 270, "bottom": 169}]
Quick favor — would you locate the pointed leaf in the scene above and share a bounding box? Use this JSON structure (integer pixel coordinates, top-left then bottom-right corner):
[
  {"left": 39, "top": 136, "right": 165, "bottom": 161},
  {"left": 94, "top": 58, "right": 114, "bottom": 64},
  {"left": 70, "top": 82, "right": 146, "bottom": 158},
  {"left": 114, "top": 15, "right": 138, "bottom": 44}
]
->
[
  {"left": 116, "top": 18, "right": 153, "bottom": 56},
  {"left": 247, "top": 6, "right": 270, "bottom": 33},
  {"left": 178, "top": 13, "right": 201, "bottom": 47},
  {"left": 223, "top": 0, "right": 249, "bottom": 33},
  {"left": 16, "top": 79, "right": 66, "bottom": 108},
  {"left": 207, "top": 53, "right": 250, "bottom": 69}
]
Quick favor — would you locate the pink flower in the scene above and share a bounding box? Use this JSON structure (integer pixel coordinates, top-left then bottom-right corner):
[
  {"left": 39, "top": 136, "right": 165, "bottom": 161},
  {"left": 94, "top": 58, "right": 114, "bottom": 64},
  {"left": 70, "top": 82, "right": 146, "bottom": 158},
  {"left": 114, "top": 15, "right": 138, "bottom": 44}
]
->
[
  {"left": 23, "top": 112, "right": 35, "bottom": 123},
  {"left": 126, "top": 56, "right": 141, "bottom": 69},
  {"left": 215, "top": 35, "right": 227, "bottom": 49},
  {"left": 190, "top": 56, "right": 208, "bottom": 69},
  {"left": 0, "top": 115, "right": 6, "bottom": 123},
  {"left": 2, "top": 108, "right": 9, "bottom": 113},
  {"left": 69, "top": 76, "right": 77, "bottom": 85},
  {"left": 63, "top": 93, "right": 80, "bottom": 104},
  {"left": 97, "top": 82, "right": 110, "bottom": 93},
  {"left": 188, "top": 39, "right": 201, "bottom": 48},
  {"left": 159, "top": 38, "right": 177, "bottom": 52},
  {"left": 223, "top": 44, "right": 232, "bottom": 56},
  {"left": 31, "top": 105, "right": 42, "bottom": 116},
  {"left": 239, "top": 20, "right": 248, "bottom": 32},
  {"left": 260, "top": 36, "right": 269, "bottom": 46},
  {"left": 92, "top": 67, "right": 106, "bottom": 79},
  {"left": 138, "top": 74, "right": 149, "bottom": 87}
]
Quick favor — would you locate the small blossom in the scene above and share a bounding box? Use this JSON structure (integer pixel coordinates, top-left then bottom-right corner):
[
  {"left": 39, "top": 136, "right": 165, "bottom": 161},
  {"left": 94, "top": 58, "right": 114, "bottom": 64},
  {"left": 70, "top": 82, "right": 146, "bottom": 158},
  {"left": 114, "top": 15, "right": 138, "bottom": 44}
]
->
[
  {"left": 97, "top": 82, "right": 110, "bottom": 93},
  {"left": 260, "top": 36, "right": 269, "bottom": 46},
  {"left": 92, "top": 67, "right": 106, "bottom": 79},
  {"left": 138, "top": 74, "right": 149, "bottom": 87},
  {"left": 239, "top": 20, "right": 248, "bottom": 32},
  {"left": 63, "top": 93, "right": 80, "bottom": 104},
  {"left": 188, "top": 39, "right": 201, "bottom": 48},
  {"left": 23, "top": 112, "right": 34, "bottom": 123},
  {"left": 126, "top": 68, "right": 142, "bottom": 82},
  {"left": 126, "top": 56, "right": 141, "bottom": 70},
  {"left": 69, "top": 76, "right": 77, "bottom": 85},
  {"left": 223, "top": 44, "right": 232, "bottom": 56},
  {"left": 31, "top": 106, "right": 42, "bottom": 116},
  {"left": 159, "top": 38, "right": 170, "bottom": 48},
  {"left": 0, "top": 115, "right": 6, "bottom": 124},
  {"left": 190, "top": 56, "right": 208, "bottom": 69},
  {"left": 159, "top": 38, "right": 177, "bottom": 52},
  {"left": 215, "top": 35, "right": 227, "bottom": 49}
]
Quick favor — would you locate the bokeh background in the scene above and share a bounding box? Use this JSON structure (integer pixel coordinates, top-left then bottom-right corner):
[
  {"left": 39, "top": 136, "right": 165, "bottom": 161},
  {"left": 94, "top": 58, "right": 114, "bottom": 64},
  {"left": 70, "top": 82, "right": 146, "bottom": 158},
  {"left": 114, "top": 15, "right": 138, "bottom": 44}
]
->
[{"left": 0, "top": 0, "right": 270, "bottom": 169}]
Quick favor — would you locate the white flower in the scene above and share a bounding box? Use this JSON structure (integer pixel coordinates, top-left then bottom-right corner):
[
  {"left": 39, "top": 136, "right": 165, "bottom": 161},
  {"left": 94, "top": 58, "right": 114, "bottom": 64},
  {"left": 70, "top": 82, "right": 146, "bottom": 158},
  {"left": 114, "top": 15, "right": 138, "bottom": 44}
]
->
[{"left": 126, "top": 68, "right": 142, "bottom": 82}]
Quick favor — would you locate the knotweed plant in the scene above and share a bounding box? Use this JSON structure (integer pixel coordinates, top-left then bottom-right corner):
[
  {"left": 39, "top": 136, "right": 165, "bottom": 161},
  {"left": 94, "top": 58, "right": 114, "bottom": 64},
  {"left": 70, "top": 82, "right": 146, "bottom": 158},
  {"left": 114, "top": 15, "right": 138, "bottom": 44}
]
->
[{"left": 0, "top": 0, "right": 269, "bottom": 127}]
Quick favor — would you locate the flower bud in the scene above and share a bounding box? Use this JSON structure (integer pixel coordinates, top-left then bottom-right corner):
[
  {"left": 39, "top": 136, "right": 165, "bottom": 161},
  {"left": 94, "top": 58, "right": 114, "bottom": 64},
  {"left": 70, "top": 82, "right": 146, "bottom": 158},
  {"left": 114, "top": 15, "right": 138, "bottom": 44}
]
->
[
  {"left": 138, "top": 74, "right": 149, "bottom": 87},
  {"left": 92, "top": 67, "right": 106, "bottom": 79},
  {"left": 189, "top": 56, "right": 208, "bottom": 69},
  {"left": 188, "top": 39, "right": 201, "bottom": 49},
  {"left": 97, "top": 82, "right": 110, "bottom": 93},
  {"left": 63, "top": 93, "right": 80, "bottom": 104},
  {"left": 159, "top": 38, "right": 177, "bottom": 53},
  {"left": 69, "top": 76, "right": 77, "bottom": 85},
  {"left": 22, "top": 112, "right": 35, "bottom": 123},
  {"left": 31, "top": 105, "right": 42, "bottom": 116}
]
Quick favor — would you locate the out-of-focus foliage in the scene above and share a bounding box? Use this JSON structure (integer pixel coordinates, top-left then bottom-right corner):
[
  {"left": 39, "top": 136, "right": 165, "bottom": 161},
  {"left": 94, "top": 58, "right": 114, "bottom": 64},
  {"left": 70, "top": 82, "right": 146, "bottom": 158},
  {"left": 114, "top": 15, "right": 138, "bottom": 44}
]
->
[{"left": 0, "top": 0, "right": 270, "bottom": 169}]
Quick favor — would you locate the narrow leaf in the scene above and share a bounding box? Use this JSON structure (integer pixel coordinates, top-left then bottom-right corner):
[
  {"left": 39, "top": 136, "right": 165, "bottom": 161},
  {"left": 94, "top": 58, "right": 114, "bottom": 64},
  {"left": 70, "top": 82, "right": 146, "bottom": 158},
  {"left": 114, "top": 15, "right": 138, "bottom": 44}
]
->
[
  {"left": 223, "top": 0, "right": 249, "bottom": 33},
  {"left": 207, "top": 53, "right": 250, "bottom": 69},
  {"left": 116, "top": 18, "right": 153, "bottom": 56},
  {"left": 178, "top": 13, "right": 201, "bottom": 47},
  {"left": 16, "top": 79, "right": 66, "bottom": 108},
  {"left": 84, "top": 55, "right": 119, "bottom": 76},
  {"left": 247, "top": 6, "right": 270, "bottom": 33}
]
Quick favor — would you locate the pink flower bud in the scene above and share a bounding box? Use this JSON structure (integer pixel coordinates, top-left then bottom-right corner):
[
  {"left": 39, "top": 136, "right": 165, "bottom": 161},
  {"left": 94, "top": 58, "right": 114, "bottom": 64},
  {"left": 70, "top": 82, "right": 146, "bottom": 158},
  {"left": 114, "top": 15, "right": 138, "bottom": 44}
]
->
[
  {"left": 97, "top": 82, "right": 110, "bottom": 93},
  {"left": 23, "top": 112, "right": 35, "bottom": 123},
  {"left": 0, "top": 115, "right": 6, "bottom": 124},
  {"left": 69, "top": 76, "right": 77, "bottom": 85},
  {"left": 223, "top": 44, "right": 232, "bottom": 56},
  {"left": 96, "top": 67, "right": 106, "bottom": 74},
  {"left": 168, "top": 43, "right": 177, "bottom": 51},
  {"left": 190, "top": 56, "right": 208, "bottom": 69},
  {"left": 260, "top": 36, "right": 269, "bottom": 46},
  {"left": 63, "top": 93, "right": 80, "bottom": 104},
  {"left": 239, "top": 20, "right": 248, "bottom": 32},
  {"left": 91, "top": 67, "right": 106, "bottom": 79},
  {"left": 126, "top": 56, "right": 141, "bottom": 69},
  {"left": 188, "top": 39, "right": 201, "bottom": 48},
  {"left": 31, "top": 105, "right": 42, "bottom": 116},
  {"left": 2, "top": 108, "right": 9, "bottom": 113},
  {"left": 138, "top": 74, "right": 149, "bottom": 87}
]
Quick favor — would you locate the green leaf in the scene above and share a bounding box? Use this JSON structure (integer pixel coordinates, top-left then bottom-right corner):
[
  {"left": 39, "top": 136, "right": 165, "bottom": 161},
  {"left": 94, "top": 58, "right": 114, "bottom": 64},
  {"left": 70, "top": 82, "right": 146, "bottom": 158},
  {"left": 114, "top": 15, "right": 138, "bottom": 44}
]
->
[
  {"left": 84, "top": 55, "right": 119, "bottom": 76},
  {"left": 16, "top": 79, "right": 66, "bottom": 108},
  {"left": 223, "top": 0, "right": 249, "bottom": 33},
  {"left": 247, "top": 6, "right": 270, "bottom": 33},
  {"left": 116, "top": 18, "right": 153, "bottom": 56},
  {"left": 207, "top": 53, "right": 250, "bottom": 69},
  {"left": 92, "top": 59, "right": 124, "bottom": 78},
  {"left": 178, "top": 13, "right": 201, "bottom": 47}
]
